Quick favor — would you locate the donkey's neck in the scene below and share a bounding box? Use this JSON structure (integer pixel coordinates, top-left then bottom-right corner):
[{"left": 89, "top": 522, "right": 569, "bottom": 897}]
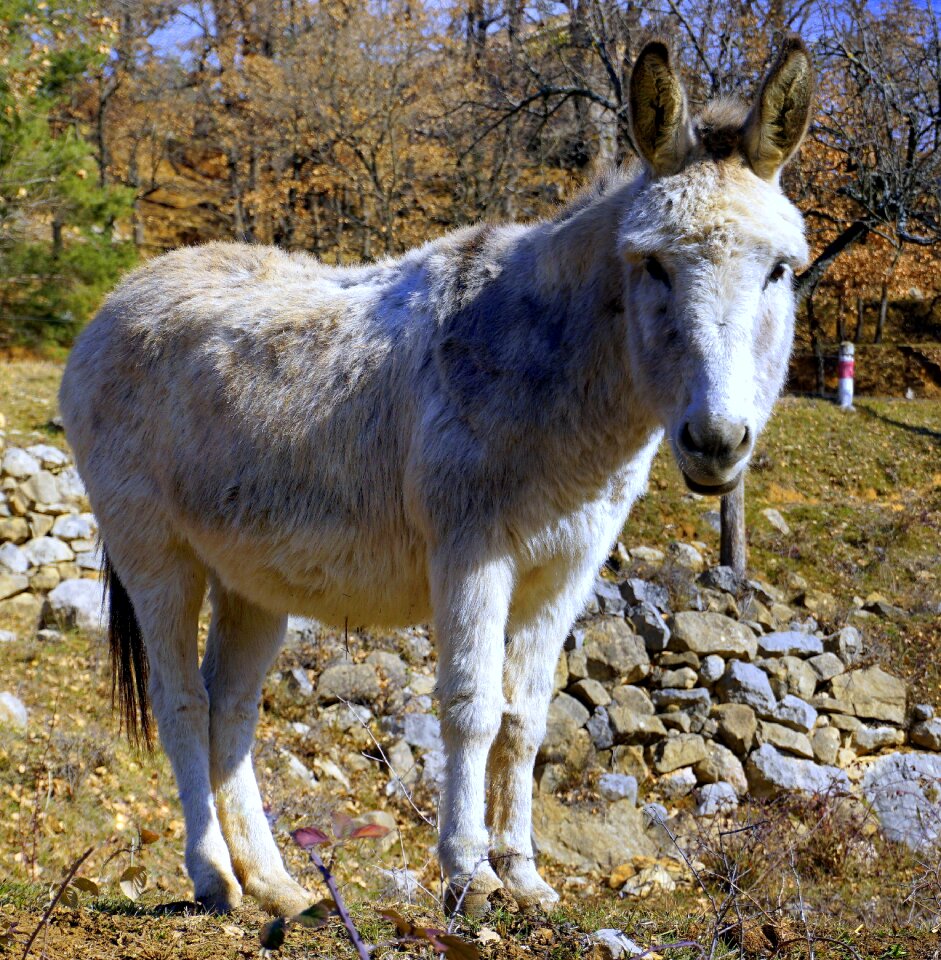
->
[{"left": 517, "top": 173, "right": 657, "bottom": 459}]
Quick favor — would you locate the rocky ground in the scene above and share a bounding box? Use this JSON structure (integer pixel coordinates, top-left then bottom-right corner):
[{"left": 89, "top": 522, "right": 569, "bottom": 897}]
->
[{"left": 1, "top": 384, "right": 940, "bottom": 958}]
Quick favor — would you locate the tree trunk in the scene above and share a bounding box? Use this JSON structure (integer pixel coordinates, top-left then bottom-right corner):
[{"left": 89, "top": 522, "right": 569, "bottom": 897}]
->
[
  {"left": 854, "top": 296, "right": 865, "bottom": 342},
  {"left": 875, "top": 282, "right": 889, "bottom": 344},
  {"left": 807, "top": 292, "right": 826, "bottom": 395},
  {"left": 720, "top": 478, "right": 747, "bottom": 575}
]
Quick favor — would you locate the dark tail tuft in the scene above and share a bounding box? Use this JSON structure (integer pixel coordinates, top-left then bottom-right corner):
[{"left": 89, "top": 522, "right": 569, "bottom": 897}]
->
[{"left": 103, "top": 551, "right": 153, "bottom": 749}]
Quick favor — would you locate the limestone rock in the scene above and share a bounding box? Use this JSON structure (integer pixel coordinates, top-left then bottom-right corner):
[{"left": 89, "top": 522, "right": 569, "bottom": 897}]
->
[
  {"left": 0, "top": 518, "right": 29, "bottom": 544},
  {"left": 761, "top": 507, "right": 791, "bottom": 534},
  {"left": 771, "top": 695, "right": 817, "bottom": 733},
  {"left": 591, "top": 929, "right": 644, "bottom": 959},
  {"left": 570, "top": 678, "right": 612, "bottom": 709},
  {"left": 659, "top": 667, "right": 697, "bottom": 690},
  {"left": 746, "top": 744, "right": 849, "bottom": 798},
  {"left": 0, "top": 692, "right": 27, "bottom": 731},
  {"left": 402, "top": 712, "right": 443, "bottom": 751},
  {"left": 587, "top": 706, "right": 614, "bottom": 749},
  {"left": 810, "top": 726, "right": 841, "bottom": 765},
  {"left": 0, "top": 542, "right": 28, "bottom": 575},
  {"left": 697, "top": 566, "right": 744, "bottom": 595},
  {"left": 651, "top": 688, "right": 711, "bottom": 715},
  {"left": 25, "top": 444, "right": 69, "bottom": 468},
  {"left": 608, "top": 705, "right": 666, "bottom": 743},
  {"left": 55, "top": 467, "right": 87, "bottom": 503},
  {"left": 366, "top": 650, "right": 408, "bottom": 687},
  {"left": 583, "top": 617, "right": 650, "bottom": 683},
  {"left": 620, "top": 579, "right": 670, "bottom": 612},
  {"left": 594, "top": 576, "right": 627, "bottom": 615},
  {"left": 44, "top": 578, "right": 106, "bottom": 633},
  {"left": 861, "top": 752, "right": 941, "bottom": 849},
  {"left": 808, "top": 652, "right": 845, "bottom": 683},
  {"left": 699, "top": 654, "right": 725, "bottom": 686},
  {"left": 758, "top": 721, "right": 814, "bottom": 759},
  {"left": 823, "top": 626, "right": 862, "bottom": 665},
  {"left": 666, "top": 541, "right": 704, "bottom": 571},
  {"left": 659, "top": 767, "right": 697, "bottom": 798},
  {"left": 654, "top": 733, "right": 707, "bottom": 773},
  {"left": 695, "top": 781, "right": 739, "bottom": 816},
  {"left": 22, "top": 537, "right": 73, "bottom": 566},
  {"left": 714, "top": 703, "right": 757, "bottom": 754},
  {"left": 316, "top": 662, "right": 381, "bottom": 704},
  {"left": 284, "top": 667, "right": 313, "bottom": 699},
  {"left": 532, "top": 795, "right": 656, "bottom": 872},
  {"left": 0, "top": 573, "right": 28, "bottom": 601},
  {"left": 539, "top": 693, "right": 591, "bottom": 762},
  {"left": 910, "top": 719, "right": 941, "bottom": 751},
  {"left": 628, "top": 602, "right": 671, "bottom": 653},
  {"left": 757, "top": 631, "right": 823, "bottom": 658},
  {"left": 20, "top": 471, "right": 59, "bottom": 506},
  {"left": 781, "top": 656, "right": 818, "bottom": 700},
  {"left": 2, "top": 448, "right": 40, "bottom": 479},
  {"left": 671, "top": 612, "right": 757, "bottom": 660},
  {"left": 621, "top": 863, "right": 677, "bottom": 898},
  {"left": 851, "top": 724, "right": 905, "bottom": 755},
  {"left": 694, "top": 741, "right": 747, "bottom": 795},
  {"left": 598, "top": 773, "right": 638, "bottom": 804},
  {"left": 830, "top": 666, "right": 907, "bottom": 725},
  {"left": 51, "top": 513, "right": 97, "bottom": 541},
  {"left": 716, "top": 660, "right": 776, "bottom": 715}
]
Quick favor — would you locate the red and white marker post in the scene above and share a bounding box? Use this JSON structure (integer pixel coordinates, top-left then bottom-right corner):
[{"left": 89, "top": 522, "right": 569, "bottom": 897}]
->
[{"left": 837, "top": 341, "right": 855, "bottom": 409}]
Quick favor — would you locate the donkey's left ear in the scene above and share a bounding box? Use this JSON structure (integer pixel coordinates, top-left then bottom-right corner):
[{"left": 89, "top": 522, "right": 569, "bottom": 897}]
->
[{"left": 744, "top": 36, "right": 814, "bottom": 180}]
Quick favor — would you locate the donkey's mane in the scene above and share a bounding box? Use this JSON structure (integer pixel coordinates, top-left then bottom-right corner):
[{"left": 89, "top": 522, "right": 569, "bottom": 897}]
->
[{"left": 553, "top": 97, "right": 751, "bottom": 227}]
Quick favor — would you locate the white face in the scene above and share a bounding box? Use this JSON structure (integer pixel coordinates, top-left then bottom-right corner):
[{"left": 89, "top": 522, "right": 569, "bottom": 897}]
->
[{"left": 619, "top": 161, "right": 809, "bottom": 494}]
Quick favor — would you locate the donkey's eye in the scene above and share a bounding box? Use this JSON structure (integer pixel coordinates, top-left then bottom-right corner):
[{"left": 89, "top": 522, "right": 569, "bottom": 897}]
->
[
  {"left": 644, "top": 256, "right": 671, "bottom": 289},
  {"left": 765, "top": 262, "right": 787, "bottom": 287}
]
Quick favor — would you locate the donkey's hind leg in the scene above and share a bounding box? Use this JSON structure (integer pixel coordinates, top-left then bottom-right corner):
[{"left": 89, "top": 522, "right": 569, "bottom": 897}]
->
[
  {"left": 201, "top": 583, "right": 312, "bottom": 918},
  {"left": 116, "top": 550, "right": 242, "bottom": 911}
]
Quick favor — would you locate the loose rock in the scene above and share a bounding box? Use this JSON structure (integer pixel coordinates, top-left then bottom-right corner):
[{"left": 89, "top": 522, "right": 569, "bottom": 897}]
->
[
  {"left": 746, "top": 744, "right": 849, "bottom": 798},
  {"left": 671, "top": 612, "right": 757, "bottom": 660},
  {"left": 830, "top": 666, "right": 907, "bottom": 725},
  {"left": 861, "top": 752, "right": 941, "bottom": 849}
]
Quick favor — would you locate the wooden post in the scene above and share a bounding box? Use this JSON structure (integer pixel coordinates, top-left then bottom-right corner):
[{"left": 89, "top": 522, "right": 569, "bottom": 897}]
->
[{"left": 720, "top": 476, "right": 747, "bottom": 575}]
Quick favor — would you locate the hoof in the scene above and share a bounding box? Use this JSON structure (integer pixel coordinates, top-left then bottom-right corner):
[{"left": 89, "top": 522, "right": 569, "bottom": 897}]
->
[
  {"left": 444, "top": 864, "right": 504, "bottom": 917},
  {"left": 510, "top": 878, "right": 560, "bottom": 913},
  {"left": 194, "top": 878, "right": 243, "bottom": 915},
  {"left": 492, "top": 858, "right": 560, "bottom": 912},
  {"left": 247, "top": 878, "right": 315, "bottom": 919}
]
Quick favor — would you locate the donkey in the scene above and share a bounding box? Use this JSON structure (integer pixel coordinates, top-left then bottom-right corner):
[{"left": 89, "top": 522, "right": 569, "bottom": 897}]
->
[{"left": 60, "top": 38, "right": 813, "bottom": 916}]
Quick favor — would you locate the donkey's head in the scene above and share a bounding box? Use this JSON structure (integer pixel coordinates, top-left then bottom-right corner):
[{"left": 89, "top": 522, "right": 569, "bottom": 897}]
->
[{"left": 620, "top": 38, "right": 813, "bottom": 494}]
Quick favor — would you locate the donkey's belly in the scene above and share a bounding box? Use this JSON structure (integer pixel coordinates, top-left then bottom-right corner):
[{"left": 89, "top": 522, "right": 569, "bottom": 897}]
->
[{"left": 184, "top": 523, "right": 432, "bottom": 628}]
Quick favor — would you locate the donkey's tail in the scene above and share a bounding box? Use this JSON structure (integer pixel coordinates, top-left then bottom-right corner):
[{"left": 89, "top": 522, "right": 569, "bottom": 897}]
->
[{"left": 102, "top": 550, "right": 153, "bottom": 749}]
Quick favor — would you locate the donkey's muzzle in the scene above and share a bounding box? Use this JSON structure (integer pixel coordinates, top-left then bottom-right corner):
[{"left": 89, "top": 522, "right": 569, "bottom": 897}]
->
[{"left": 674, "top": 414, "right": 752, "bottom": 494}]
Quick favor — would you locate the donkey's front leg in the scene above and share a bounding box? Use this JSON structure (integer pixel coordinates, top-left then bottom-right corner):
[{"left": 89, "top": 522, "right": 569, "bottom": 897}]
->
[
  {"left": 431, "top": 553, "right": 513, "bottom": 914},
  {"left": 487, "top": 566, "right": 597, "bottom": 910}
]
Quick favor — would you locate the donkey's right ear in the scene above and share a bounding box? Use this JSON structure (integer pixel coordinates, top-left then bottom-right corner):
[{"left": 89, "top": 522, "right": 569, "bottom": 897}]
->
[{"left": 629, "top": 40, "right": 693, "bottom": 177}]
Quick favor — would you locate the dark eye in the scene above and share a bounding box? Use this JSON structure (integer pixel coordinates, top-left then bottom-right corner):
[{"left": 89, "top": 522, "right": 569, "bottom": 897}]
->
[
  {"left": 765, "top": 261, "right": 787, "bottom": 287},
  {"left": 644, "top": 256, "right": 671, "bottom": 289}
]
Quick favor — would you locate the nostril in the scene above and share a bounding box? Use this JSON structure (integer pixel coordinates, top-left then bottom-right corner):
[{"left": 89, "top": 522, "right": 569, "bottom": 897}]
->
[
  {"left": 736, "top": 425, "right": 751, "bottom": 454},
  {"left": 680, "top": 422, "right": 699, "bottom": 454}
]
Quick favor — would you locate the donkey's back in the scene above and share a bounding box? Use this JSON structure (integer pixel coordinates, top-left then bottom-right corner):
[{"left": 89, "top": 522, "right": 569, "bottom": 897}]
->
[{"left": 60, "top": 241, "right": 444, "bottom": 626}]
